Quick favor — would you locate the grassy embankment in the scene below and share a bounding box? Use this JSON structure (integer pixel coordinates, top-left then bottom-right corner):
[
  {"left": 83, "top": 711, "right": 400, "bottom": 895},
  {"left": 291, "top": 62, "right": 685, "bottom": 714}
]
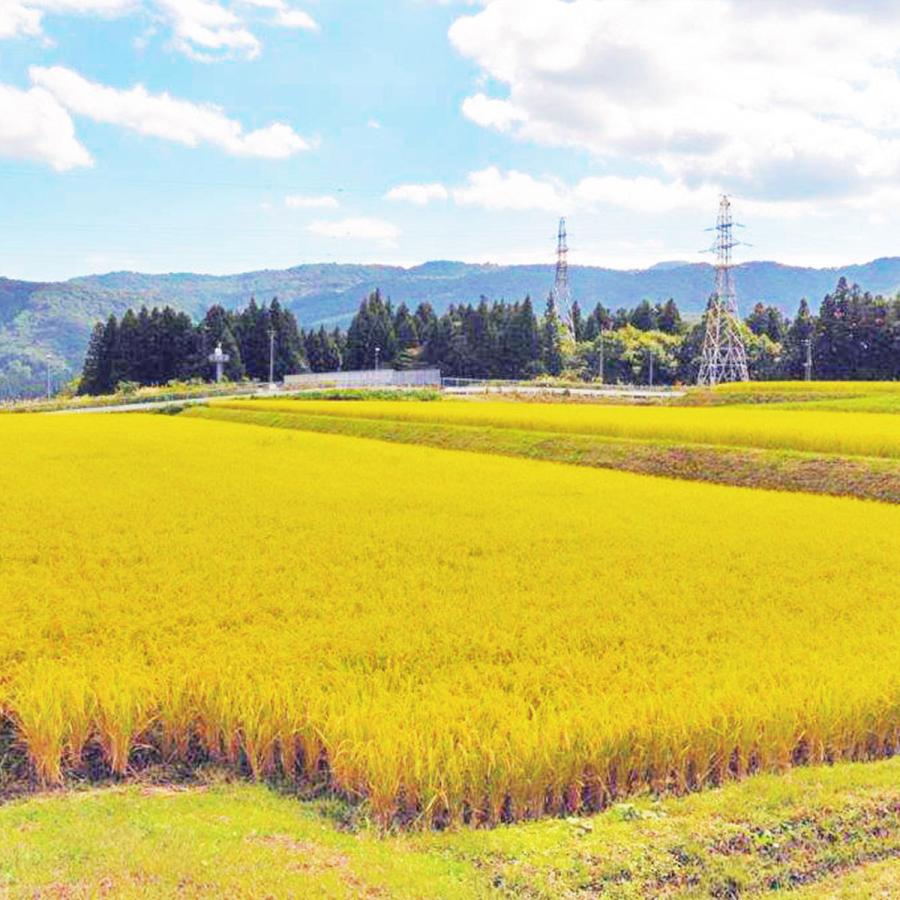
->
[
  {"left": 2, "top": 759, "right": 899, "bottom": 897},
  {"left": 187, "top": 388, "right": 900, "bottom": 502},
  {"left": 675, "top": 380, "right": 900, "bottom": 407},
  {"left": 0, "top": 380, "right": 261, "bottom": 414}
]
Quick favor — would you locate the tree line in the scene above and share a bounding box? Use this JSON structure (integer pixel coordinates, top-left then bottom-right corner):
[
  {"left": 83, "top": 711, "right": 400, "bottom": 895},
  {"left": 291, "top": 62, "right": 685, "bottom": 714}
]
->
[
  {"left": 332, "top": 278, "right": 900, "bottom": 383},
  {"left": 78, "top": 299, "right": 308, "bottom": 395},
  {"left": 78, "top": 277, "right": 900, "bottom": 394}
]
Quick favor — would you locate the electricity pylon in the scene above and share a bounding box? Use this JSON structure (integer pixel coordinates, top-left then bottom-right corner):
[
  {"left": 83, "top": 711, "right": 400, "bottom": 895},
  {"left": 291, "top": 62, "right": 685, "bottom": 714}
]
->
[
  {"left": 551, "top": 217, "right": 575, "bottom": 338},
  {"left": 697, "top": 195, "right": 749, "bottom": 385}
]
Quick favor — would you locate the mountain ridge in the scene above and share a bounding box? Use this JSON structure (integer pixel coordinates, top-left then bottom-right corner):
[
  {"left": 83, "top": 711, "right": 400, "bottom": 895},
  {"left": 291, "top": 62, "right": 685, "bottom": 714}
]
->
[{"left": 3, "top": 256, "right": 900, "bottom": 397}]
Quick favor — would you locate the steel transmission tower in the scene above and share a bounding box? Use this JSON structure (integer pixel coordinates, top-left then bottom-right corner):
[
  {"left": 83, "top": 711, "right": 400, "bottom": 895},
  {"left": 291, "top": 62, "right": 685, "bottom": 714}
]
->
[
  {"left": 697, "top": 195, "right": 749, "bottom": 385},
  {"left": 697, "top": 194, "right": 750, "bottom": 386},
  {"left": 551, "top": 217, "right": 575, "bottom": 338}
]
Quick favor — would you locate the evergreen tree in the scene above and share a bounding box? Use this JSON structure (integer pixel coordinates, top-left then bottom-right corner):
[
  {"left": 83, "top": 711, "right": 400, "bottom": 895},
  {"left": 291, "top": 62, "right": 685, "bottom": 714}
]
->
[
  {"left": 393, "top": 303, "right": 419, "bottom": 349},
  {"left": 345, "top": 290, "right": 398, "bottom": 369},
  {"left": 629, "top": 300, "right": 657, "bottom": 331},
  {"left": 77, "top": 322, "right": 107, "bottom": 395},
  {"left": 746, "top": 302, "right": 786, "bottom": 342},
  {"left": 780, "top": 298, "right": 815, "bottom": 379},
  {"left": 570, "top": 300, "right": 584, "bottom": 342},
  {"left": 200, "top": 305, "right": 244, "bottom": 380},
  {"left": 657, "top": 298, "right": 682, "bottom": 334},
  {"left": 582, "top": 303, "right": 611, "bottom": 341},
  {"left": 815, "top": 278, "right": 855, "bottom": 379},
  {"left": 414, "top": 303, "right": 438, "bottom": 346},
  {"left": 541, "top": 296, "right": 565, "bottom": 376},
  {"left": 502, "top": 297, "right": 541, "bottom": 378},
  {"left": 115, "top": 309, "right": 141, "bottom": 385},
  {"left": 99, "top": 315, "right": 120, "bottom": 393},
  {"left": 236, "top": 297, "right": 273, "bottom": 380},
  {"left": 269, "top": 298, "right": 307, "bottom": 379}
]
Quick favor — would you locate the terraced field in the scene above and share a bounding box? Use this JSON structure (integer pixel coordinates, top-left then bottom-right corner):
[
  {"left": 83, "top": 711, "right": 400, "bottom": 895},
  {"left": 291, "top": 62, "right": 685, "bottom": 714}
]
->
[
  {"left": 210, "top": 396, "right": 900, "bottom": 458},
  {"left": 191, "top": 387, "right": 900, "bottom": 503},
  {"left": 2, "top": 413, "right": 900, "bottom": 826},
  {"left": 3, "top": 387, "right": 900, "bottom": 897}
]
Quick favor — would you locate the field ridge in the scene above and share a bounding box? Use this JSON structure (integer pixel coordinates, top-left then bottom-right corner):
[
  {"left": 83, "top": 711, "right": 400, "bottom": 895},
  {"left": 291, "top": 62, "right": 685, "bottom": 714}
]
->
[{"left": 184, "top": 405, "right": 900, "bottom": 504}]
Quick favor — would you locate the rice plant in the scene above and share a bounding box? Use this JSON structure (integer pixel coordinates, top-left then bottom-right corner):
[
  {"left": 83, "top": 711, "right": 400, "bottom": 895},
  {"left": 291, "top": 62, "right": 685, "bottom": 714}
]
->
[{"left": 1, "top": 413, "right": 898, "bottom": 826}]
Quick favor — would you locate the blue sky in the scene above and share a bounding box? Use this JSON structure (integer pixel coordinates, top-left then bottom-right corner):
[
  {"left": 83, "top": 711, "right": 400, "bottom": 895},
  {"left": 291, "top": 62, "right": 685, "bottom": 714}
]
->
[{"left": 2, "top": 0, "right": 900, "bottom": 281}]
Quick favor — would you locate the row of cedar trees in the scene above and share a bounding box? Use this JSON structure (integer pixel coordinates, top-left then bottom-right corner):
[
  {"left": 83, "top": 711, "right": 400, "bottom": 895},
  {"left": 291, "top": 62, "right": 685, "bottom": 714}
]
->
[
  {"left": 79, "top": 299, "right": 310, "bottom": 395},
  {"left": 78, "top": 277, "right": 900, "bottom": 394},
  {"left": 328, "top": 276, "right": 900, "bottom": 383}
]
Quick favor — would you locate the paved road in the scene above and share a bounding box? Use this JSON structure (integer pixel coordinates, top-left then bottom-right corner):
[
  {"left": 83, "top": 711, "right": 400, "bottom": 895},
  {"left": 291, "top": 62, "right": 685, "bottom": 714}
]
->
[
  {"left": 48, "top": 384, "right": 684, "bottom": 414},
  {"left": 47, "top": 391, "right": 273, "bottom": 414}
]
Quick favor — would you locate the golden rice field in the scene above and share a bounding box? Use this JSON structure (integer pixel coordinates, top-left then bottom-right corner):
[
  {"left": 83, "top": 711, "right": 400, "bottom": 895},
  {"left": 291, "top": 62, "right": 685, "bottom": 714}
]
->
[
  {"left": 2, "top": 413, "right": 900, "bottom": 828},
  {"left": 216, "top": 397, "right": 900, "bottom": 459}
]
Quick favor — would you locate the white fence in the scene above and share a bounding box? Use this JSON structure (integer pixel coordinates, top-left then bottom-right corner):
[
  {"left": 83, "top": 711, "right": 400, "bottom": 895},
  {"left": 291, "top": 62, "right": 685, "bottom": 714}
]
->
[{"left": 283, "top": 368, "right": 442, "bottom": 389}]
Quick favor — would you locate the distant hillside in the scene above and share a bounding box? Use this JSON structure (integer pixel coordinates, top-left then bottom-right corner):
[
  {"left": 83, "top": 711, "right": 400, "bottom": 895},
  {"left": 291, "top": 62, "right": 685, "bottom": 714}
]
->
[{"left": 3, "top": 257, "right": 900, "bottom": 397}]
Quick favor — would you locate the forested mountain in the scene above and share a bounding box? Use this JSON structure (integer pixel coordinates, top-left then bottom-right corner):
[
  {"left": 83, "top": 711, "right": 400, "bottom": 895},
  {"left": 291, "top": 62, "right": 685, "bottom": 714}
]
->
[{"left": 4, "top": 257, "right": 900, "bottom": 397}]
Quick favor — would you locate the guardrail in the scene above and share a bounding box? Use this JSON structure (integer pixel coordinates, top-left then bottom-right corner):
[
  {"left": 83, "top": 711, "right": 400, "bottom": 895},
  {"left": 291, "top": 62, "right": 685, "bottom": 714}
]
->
[{"left": 284, "top": 369, "right": 442, "bottom": 389}]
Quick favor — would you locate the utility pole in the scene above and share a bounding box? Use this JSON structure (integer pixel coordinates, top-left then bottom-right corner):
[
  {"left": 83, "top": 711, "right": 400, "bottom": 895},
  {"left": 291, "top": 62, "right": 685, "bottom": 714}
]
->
[
  {"left": 648, "top": 349, "right": 654, "bottom": 387},
  {"left": 598, "top": 327, "right": 605, "bottom": 383},
  {"left": 374, "top": 345, "right": 381, "bottom": 371},
  {"left": 803, "top": 338, "right": 813, "bottom": 382},
  {"left": 45, "top": 354, "right": 52, "bottom": 400},
  {"left": 268, "top": 327, "right": 276, "bottom": 388}
]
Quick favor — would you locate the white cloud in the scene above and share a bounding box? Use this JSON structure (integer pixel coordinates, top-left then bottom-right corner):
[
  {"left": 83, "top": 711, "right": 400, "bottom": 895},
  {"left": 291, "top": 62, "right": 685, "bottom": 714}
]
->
[
  {"left": 367, "top": 118, "right": 381, "bottom": 130},
  {"left": 30, "top": 65, "right": 310, "bottom": 158},
  {"left": 0, "top": 0, "right": 132, "bottom": 38},
  {"left": 460, "top": 93, "right": 524, "bottom": 132},
  {"left": 154, "top": 0, "right": 259, "bottom": 60},
  {"left": 308, "top": 217, "right": 400, "bottom": 244},
  {"left": 0, "top": 82, "right": 92, "bottom": 169},
  {"left": 239, "top": 0, "right": 317, "bottom": 30},
  {"left": 574, "top": 175, "right": 710, "bottom": 214},
  {"left": 1, "top": 0, "right": 318, "bottom": 57},
  {"left": 449, "top": 0, "right": 900, "bottom": 204},
  {"left": 273, "top": 7, "right": 315, "bottom": 28},
  {"left": 0, "top": 1, "right": 42, "bottom": 37},
  {"left": 285, "top": 193, "right": 339, "bottom": 209},
  {"left": 452, "top": 166, "right": 565, "bottom": 212},
  {"left": 385, "top": 182, "right": 448, "bottom": 205}
]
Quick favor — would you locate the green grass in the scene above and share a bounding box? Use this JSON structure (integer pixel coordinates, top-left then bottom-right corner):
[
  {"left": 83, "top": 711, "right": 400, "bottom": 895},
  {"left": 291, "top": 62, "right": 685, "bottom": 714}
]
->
[
  {"left": 275, "top": 387, "right": 442, "bottom": 402},
  {"left": 1, "top": 381, "right": 259, "bottom": 414},
  {"left": 3, "top": 759, "right": 899, "bottom": 898},
  {"left": 778, "top": 393, "right": 900, "bottom": 414},
  {"left": 678, "top": 380, "right": 900, "bottom": 408},
  {"left": 182, "top": 405, "right": 900, "bottom": 504}
]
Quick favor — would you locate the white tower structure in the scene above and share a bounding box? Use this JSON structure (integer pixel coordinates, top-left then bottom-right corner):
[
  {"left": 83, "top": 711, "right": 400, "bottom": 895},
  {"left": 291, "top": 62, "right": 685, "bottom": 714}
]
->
[
  {"left": 697, "top": 195, "right": 749, "bottom": 385},
  {"left": 551, "top": 218, "right": 575, "bottom": 338}
]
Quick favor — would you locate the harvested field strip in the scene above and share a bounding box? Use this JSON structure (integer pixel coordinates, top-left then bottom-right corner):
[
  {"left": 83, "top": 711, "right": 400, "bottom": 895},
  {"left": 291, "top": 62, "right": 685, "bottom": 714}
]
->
[
  {"left": 185, "top": 405, "right": 900, "bottom": 504},
  {"left": 2, "top": 414, "right": 900, "bottom": 827},
  {"left": 214, "top": 397, "right": 900, "bottom": 459}
]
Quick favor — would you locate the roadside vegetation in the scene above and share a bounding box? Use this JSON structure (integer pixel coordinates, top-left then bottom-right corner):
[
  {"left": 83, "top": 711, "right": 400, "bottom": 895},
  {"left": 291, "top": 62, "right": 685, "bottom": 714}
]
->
[
  {"left": 0, "top": 379, "right": 259, "bottom": 414},
  {"left": 3, "top": 759, "right": 899, "bottom": 897}
]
